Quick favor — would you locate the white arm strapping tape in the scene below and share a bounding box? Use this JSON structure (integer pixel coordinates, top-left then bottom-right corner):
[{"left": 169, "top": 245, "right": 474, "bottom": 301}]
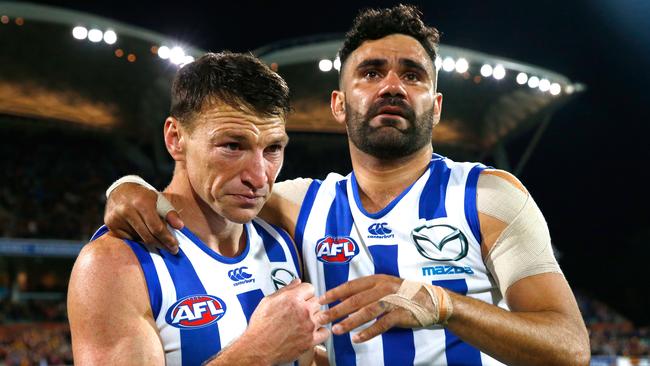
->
[
  {"left": 105, "top": 175, "right": 176, "bottom": 219},
  {"left": 105, "top": 175, "right": 156, "bottom": 199},
  {"left": 477, "top": 173, "right": 562, "bottom": 298},
  {"left": 381, "top": 280, "right": 453, "bottom": 327}
]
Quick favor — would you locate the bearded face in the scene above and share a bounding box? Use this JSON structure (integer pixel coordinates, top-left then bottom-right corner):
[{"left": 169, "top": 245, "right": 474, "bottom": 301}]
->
[{"left": 345, "top": 96, "right": 434, "bottom": 160}]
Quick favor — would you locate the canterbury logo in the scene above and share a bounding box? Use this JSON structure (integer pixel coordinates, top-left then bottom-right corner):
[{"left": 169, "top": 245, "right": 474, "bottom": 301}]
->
[
  {"left": 228, "top": 267, "right": 252, "bottom": 281},
  {"left": 368, "top": 222, "right": 392, "bottom": 236}
]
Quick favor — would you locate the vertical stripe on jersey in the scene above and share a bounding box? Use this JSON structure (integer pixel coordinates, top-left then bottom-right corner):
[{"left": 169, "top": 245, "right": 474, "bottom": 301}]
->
[
  {"left": 432, "top": 279, "right": 482, "bottom": 366},
  {"left": 161, "top": 249, "right": 221, "bottom": 366},
  {"left": 464, "top": 165, "right": 485, "bottom": 244},
  {"left": 368, "top": 245, "right": 416, "bottom": 366},
  {"left": 324, "top": 179, "right": 356, "bottom": 366},
  {"left": 124, "top": 240, "right": 163, "bottom": 320},
  {"left": 252, "top": 221, "right": 286, "bottom": 262},
  {"left": 295, "top": 179, "right": 323, "bottom": 253},
  {"left": 274, "top": 224, "right": 302, "bottom": 278},
  {"left": 236, "top": 289, "right": 265, "bottom": 323},
  {"left": 419, "top": 160, "right": 452, "bottom": 219}
]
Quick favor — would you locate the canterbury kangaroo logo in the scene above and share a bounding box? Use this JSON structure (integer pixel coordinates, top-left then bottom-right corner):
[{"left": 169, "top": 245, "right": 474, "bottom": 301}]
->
[{"left": 228, "top": 267, "right": 252, "bottom": 281}]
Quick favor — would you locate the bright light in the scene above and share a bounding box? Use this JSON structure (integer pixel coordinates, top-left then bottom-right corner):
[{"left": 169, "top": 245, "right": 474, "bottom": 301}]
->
[
  {"left": 442, "top": 57, "right": 455, "bottom": 72},
  {"left": 455, "top": 58, "right": 469, "bottom": 73},
  {"left": 493, "top": 65, "right": 506, "bottom": 80},
  {"left": 480, "top": 64, "right": 493, "bottom": 77},
  {"left": 434, "top": 57, "right": 442, "bottom": 70},
  {"left": 88, "top": 28, "right": 103, "bottom": 43},
  {"left": 550, "top": 83, "right": 561, "bottom": 95},
  {"left": 157, "top": 46, "right": 170, "bottom": 59},
  {"left": 538, "top": 78, "right": 551, "bottom": 92},
  {"left": 72, "top": 26, "right": 88, "bottom": 40},
  {"left": 180, "top": 55, "right": 195, "bottom": 67},
  {"left": 333, "top": 57, "right": 341, "bottom": 71},
  {"left": 319, "top": 59, "right": 333, "bottom": 72},
  {"left": 565, "top": 84, "right": 575, "bottom": 94},
  {"left": 103, "top": 30, "right": 117, "bottom": 45},
  {"left": 528, "top": 76, "right": 540, "bottom": 88},
  {"left": 516, "top": 72, "right": 528, "bottom": 85},
  {"left": 169, "top": 46, "right": 185, "bottom": 65}
]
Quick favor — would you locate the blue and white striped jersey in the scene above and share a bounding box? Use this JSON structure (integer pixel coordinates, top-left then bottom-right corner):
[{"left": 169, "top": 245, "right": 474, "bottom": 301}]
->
[
  {"left": 294, "top": 154, "right": 507, "bottom": 366},
  {"left": 92, "top": 218, "right": 302, "bottom": 366}
]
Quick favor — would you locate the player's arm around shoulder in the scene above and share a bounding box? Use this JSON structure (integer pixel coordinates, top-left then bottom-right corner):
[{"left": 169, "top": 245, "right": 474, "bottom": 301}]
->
[
  {"left": 68, "top": 234, "right": 164, "bottom": 365},
  {"left": 261, "top": 177, "right": 314, "bottom": 237}
]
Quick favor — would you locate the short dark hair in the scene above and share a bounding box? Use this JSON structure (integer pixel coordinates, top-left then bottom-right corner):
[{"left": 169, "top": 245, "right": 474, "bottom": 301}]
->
[
  {"left": 170, "top": 52, "right": 290, "bottom": 128},
  {"left": 338, "top": 4, "right": 440, "bottom": 72}
]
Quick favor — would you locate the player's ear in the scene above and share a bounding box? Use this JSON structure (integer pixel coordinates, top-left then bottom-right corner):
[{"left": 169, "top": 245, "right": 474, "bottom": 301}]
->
[
  {"left": 164, "top": 117, "right": 186, "bottom": 161},
  {"left": 432, "top": 93, "right": 443, "bottom": 127},
  {"left": 331, "top": 90, "right": 346, "bottom": 125}
]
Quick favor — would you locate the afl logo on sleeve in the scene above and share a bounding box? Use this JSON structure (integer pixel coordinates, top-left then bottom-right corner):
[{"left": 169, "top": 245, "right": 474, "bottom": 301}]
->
[
  {"left": 165, "top": 295, "right": 227, "bottom": 329},
  {"left": 411, "top": 222, "right": 469, "bottom": 262},
  {"left": 315, "top": 236, "right": 359, "bottom": 264}
]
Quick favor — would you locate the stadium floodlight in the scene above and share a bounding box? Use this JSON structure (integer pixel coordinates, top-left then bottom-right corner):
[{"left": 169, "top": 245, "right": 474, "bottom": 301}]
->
[
  {"left": 528, "top": 76, "right": 540, "bottom": 88},
  {"left": 319, "top": 59, "right": 333, "bottom": 72},
  {"left": 538, "top": 78, "right": 551, "bottom": 92},
  {"left": 169, "top": 46, "right": 185, "bottom": 65},
  {"left": 103, "top": 30, "right": 117, "bottom": 45},
  {"left": 493, "top": 65, "right": 506, "bottom": 80},
  {"left": 87, "top": 28, "right": 103, "bottom": 43},
  {"left": 157, "top": 46, "right": 170, "bottom": 59},
  {"left": 180, "top": 55, "right": 195, "bottom": 67},
  {"left": 550, "top": 83, "right": 561, "bottom": 95},
  {"left": 480, "top": 64, "right": 493, "bottom": 77},
  {"left": 455, "top": 58, "right": 469, "bottom": 73},
  {"left": 516, "top": 72, "right": 528, "bottom": 85},
  {"left": 434, "top": 57, "right": 442, "bottom": 70},
  {"left": 565, "top": 84, "right": 575, "bottom": 94},
  {"left": 72, "top": 26, "right": 88, "bottom": 40},
  {"left": 442, "top": 57, "right": 455, "bottom": 72},
  {"left": 333, "top": 57, "right": 341, "bottom": 71}
]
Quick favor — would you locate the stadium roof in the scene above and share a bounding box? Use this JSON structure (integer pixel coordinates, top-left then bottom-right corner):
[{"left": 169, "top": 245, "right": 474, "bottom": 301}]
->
[
  {"left": 257, "top": 36, "right": 585, "bottom": 163},
  {"left": 0, "top": 2, "right": 583, "bottom": 168},
  {"left": 0, "top": 2, "right": 201, "bottom": 133}
]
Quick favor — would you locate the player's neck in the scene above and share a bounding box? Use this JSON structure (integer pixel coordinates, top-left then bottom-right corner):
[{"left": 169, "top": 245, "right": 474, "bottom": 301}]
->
[
  {"left": 163, "top": 172, "right": 245, "bottom": 257},
  {"left": 350, "top": 144, "right": 432, "bottom": 214}
]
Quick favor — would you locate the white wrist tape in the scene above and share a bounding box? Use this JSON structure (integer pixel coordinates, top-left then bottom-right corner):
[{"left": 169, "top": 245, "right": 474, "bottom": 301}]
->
[
  {"left": 380, "top": 280, "right": 453, "bottom": 327},
  {"left": 105, "top": 175, "right": 157, "bottom": 199}
]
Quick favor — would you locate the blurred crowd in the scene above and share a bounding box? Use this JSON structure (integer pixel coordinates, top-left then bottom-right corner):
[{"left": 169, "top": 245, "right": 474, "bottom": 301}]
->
[
  {"left": 0, "top": 323, "right": 72, "bottom": 366},
  {"left": 0, "top": 129, "right": 162, "bottom": 241},
  {"left": 577, "top": 292, "right": 650, "bottom": 357}
]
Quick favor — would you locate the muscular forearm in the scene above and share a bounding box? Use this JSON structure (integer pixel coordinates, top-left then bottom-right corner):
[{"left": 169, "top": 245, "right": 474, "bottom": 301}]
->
[
  {"left": 203, "top": 337, "right": 272, "bottom": 366},
  {"left": 446, "top": 292, "right": 589, "bottom": 366}
]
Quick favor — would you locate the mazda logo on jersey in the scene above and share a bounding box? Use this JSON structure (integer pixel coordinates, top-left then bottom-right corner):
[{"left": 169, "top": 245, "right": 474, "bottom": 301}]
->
[
  {"left": 165, "top": 294, "right": 226, "bottom": 329},
  {"left": 315, "top": 236, "right": 359, "bottom": 264},
  {"left": 411, "top": 222, "right": 469, "bottom": 261},
  {"left": 271, "top": 268, "right": 297, "bottom": 290}
]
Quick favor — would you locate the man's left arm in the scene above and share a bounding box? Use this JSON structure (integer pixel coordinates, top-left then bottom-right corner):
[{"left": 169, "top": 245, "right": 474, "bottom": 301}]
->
[{"left": 317, "top": 170, "right": 590, "bottom": 366}]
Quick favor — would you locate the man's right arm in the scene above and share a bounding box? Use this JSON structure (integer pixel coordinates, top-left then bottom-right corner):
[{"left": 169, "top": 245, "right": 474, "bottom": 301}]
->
[
  {"left": 68, "top": 235, "right": 165, "bottom": 365},
  {"left": 104, "top": 177, "right": 312, "bottom": 251}
]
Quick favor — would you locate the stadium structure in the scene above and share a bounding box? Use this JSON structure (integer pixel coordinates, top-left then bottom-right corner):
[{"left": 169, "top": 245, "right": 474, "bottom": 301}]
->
[{"left": 2, "top": 3, "right": 645, "bottom": 365}]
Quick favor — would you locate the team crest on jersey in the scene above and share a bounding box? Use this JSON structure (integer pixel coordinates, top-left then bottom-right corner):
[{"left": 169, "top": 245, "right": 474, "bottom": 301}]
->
[
  {"left": 411, "top": 220, "right": 469, "bottom": 262},
  {"left": 165, "top": 294, "right": 227, "bottom": 329},
  {"left": 315, "top": 236, "right": 359, "bottom": 264}
]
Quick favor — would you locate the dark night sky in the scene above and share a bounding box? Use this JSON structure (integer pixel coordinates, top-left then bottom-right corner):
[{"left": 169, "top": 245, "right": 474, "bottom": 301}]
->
[{"left": 17, "top": 0, "right": 650, "bottom": 322}]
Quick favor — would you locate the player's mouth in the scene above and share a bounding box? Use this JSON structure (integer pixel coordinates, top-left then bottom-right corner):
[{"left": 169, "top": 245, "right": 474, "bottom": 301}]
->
[{"left": 229, "top": 194, "right": 264, "bottom": 206}]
